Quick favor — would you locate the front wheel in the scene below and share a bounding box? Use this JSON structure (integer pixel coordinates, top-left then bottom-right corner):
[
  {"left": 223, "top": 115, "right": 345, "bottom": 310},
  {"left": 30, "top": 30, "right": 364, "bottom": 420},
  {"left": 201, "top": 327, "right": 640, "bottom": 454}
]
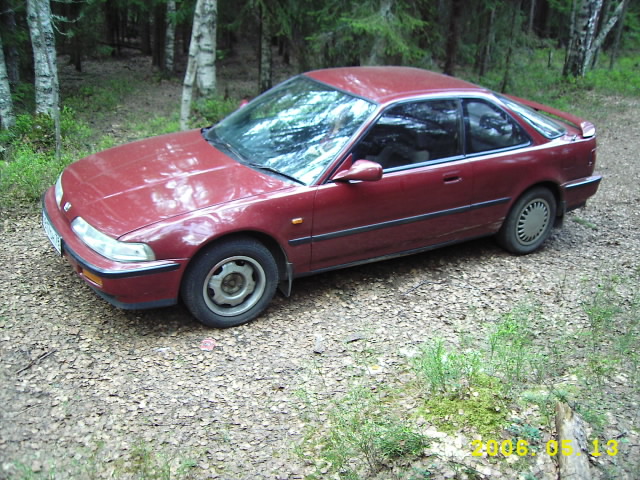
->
[
  {"left": 497, "top": 187, "right": 557, "bottom": 254},
  {"left": 181, "top": 238, "right": 279, "bottom": 328}
]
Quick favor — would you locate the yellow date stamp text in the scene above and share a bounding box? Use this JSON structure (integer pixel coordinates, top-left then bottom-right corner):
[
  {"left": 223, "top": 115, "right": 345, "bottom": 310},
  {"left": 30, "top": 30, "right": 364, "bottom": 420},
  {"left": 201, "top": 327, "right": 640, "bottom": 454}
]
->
[{"left": 471, "top": 438, "right": 618, "bottom": 457}]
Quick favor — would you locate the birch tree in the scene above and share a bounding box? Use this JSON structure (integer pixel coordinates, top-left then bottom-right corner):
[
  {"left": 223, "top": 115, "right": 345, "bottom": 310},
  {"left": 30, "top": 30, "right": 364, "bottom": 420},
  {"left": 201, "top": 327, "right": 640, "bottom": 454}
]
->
[
  {"left": 563, "top": 0, "right": 626, "bottom": 77},
  {"left": 27, "top": 0, "right": 61, "bottom": 155},
  {"left": 0, "top": 32, "right": 15, "bottom": 129},
  {"left": 180, "top": 0, "right": 217, "bottom": 130},
  {"left": 165, "top": 0, "right": 177, "bottom": 73}
]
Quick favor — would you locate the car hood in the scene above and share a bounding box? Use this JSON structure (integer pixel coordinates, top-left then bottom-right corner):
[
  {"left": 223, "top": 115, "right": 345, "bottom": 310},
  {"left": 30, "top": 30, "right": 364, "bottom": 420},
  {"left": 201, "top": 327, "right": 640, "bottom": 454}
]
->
[{"left": 61, "top": 129, "right": 292, "bottom": 237}]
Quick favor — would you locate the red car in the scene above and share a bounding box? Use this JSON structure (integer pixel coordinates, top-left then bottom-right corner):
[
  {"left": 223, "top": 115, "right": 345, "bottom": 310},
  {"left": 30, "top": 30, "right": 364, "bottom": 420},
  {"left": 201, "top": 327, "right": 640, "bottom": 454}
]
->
[{"left": 42, "top": 67, "right": 601, "bottom": 327}]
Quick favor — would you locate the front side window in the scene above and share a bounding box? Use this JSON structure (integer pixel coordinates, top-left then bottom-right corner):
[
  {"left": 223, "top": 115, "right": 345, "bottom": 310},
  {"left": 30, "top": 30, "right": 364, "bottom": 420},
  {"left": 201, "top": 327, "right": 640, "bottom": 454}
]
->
[
  {"left": 209, "top": 76, "right": 376, "bottom": 185},
  {"left": 463, "top": 99, "right": 529, "bottom": 154},
  {"left": 353, "top": 99, "right": 462, "bottom": 170}
]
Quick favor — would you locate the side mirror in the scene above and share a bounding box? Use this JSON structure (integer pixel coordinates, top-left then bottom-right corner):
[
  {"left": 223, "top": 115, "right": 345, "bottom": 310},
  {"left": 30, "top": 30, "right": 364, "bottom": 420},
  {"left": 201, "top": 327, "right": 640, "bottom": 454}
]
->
[{"left": 332, "top": 159, "right": 383, "bottom": 183}]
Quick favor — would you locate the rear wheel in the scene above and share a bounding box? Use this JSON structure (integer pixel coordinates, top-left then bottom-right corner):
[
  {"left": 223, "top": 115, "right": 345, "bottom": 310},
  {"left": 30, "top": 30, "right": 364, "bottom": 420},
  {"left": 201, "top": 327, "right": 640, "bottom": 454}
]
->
[
  {"left": 497, "top": 187, "right": 557, "bottom": 254},
  {"left": 181, "top": 238, "right": 278, "bottom": 328}
]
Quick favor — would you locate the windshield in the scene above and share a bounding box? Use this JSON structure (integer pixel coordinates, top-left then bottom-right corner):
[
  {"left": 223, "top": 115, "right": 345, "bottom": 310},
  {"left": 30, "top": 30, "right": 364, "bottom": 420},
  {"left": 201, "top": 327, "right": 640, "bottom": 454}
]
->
[
  {"left": 497, "top": 94, "right": 565, "bottom": 139},
  {"left": 209, "top": 76, "right": 376, "bottom": 185}
]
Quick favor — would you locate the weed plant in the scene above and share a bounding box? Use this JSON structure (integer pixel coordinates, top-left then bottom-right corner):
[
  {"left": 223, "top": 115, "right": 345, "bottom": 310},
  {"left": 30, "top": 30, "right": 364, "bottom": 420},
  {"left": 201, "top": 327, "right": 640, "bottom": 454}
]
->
[{"left": 298, "top": 384, "right": 428, "bottom": 479}]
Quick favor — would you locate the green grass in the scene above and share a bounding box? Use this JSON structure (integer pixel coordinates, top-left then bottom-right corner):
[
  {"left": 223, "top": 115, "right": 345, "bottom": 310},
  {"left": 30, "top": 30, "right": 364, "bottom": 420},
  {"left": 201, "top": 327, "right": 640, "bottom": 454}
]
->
[{"left": 468, "top": 49, "right": 640, "bottom": 119}]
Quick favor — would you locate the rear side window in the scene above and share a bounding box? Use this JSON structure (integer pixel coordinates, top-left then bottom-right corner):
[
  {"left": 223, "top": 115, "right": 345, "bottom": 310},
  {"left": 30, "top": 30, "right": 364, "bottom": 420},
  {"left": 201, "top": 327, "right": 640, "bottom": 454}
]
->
[
  {"left": 497, "top": 94, "right": 566, "bottom": 139},
  {"left": 463, "top": 99, "right": 529, "bottom": 154}
]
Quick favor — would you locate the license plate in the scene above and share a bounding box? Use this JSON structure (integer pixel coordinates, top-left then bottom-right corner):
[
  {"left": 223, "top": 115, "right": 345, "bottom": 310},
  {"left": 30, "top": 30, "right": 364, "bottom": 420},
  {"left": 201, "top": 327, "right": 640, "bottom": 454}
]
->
[{"left": 42, "top": 209, "right": 62, "bottom": 255}]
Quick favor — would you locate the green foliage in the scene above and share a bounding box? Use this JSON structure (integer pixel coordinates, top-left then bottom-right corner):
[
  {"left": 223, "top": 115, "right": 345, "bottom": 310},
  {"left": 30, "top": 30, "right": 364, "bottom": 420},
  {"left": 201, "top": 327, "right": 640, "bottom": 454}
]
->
[
  {"left": 307, "top": 0, "right": 431, "bottom": 67},
  {"left": 0, "top": 144, "right": 69, "bottom": 204},
  {"left": 0, "top": 107, "right": 91, "bottom": 206},
  {"left": 582, "top": 56, "right": 640, "bottom": 96},
  {"left": 191, "top": 96, "right": 239, "bottom": 127},
  {"left": 472, "top": 49, "right": 640, "bottom": 117},
  {"left": 488, "top": 305, "right": 542, "bottom": 389}
]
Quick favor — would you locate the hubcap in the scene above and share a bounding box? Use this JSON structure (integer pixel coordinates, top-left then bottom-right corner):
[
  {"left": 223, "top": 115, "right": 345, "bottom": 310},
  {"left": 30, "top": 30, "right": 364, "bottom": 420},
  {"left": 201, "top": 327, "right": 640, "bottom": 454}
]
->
[
  {"left": 203, "top": 256, "right": 266, "bottom": 316},
  {"left": 516, "top": 199, "right": 550, "bottom": 245}
]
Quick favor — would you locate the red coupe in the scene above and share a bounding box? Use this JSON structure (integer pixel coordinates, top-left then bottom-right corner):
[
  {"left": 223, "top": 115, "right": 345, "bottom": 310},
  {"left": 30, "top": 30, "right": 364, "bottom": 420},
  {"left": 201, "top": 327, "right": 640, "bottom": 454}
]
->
[{"left": 42, "top": 67, "right": 601, "bottom": 327}]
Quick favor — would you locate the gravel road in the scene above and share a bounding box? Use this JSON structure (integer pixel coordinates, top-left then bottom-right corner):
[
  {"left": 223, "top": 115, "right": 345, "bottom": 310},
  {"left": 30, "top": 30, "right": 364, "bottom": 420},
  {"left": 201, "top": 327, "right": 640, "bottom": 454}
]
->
[{"left": 1, "top": 92, "right": 638, "bottom": 479}]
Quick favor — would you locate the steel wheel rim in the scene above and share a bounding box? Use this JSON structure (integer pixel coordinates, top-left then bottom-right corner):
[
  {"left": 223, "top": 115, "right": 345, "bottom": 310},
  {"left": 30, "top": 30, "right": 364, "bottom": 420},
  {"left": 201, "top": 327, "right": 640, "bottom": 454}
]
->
[
  {"left": 516, "top": 198, "right": 550, "bottom": 246},
  {"left": 202, "top": 256, "right": 267, "bottom": 317}
]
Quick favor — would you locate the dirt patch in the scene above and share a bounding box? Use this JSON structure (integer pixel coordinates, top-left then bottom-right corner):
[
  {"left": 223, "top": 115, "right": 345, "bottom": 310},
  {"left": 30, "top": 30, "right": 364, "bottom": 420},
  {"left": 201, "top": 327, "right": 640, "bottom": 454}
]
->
[{"left": 1, "top": 53, "right": 638, "bottom": 479}]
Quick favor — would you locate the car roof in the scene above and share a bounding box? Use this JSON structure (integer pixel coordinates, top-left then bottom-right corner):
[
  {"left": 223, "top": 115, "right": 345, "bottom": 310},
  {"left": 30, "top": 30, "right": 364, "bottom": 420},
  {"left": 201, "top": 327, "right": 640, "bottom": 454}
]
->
[{"left": 304, "top": 66, "right": 487, "bottom": 104}]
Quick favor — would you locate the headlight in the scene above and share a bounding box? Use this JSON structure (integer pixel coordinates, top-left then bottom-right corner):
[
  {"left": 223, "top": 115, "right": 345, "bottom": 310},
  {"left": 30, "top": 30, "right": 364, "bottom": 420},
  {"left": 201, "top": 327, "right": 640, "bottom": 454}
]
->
[
  {"left": 71, "top": 217, "right": 156, "bottom": 262},
  {"left": 55, "top": 173, "right": 64, "bottom": 207}
]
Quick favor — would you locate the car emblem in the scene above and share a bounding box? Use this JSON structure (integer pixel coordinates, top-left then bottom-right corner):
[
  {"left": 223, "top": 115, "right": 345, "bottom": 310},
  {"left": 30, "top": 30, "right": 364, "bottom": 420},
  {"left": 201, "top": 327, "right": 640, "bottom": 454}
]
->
[{"left": 63, "top": 202, "right": 72, "bottom": 212}]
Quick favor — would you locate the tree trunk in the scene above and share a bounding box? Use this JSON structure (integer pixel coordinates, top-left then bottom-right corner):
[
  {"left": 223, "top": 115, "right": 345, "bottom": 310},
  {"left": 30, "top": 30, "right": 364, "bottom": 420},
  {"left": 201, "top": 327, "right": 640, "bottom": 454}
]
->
[
  {"left": 585, "top": 0, "right": 626, "bottom": 70},
  {"left": 609, "top": 0, "right": 629, "bottom": 69},
  {"left": 563, "top": 0, "right": 603, "bottom": 77},
  {"left": 27, "top": 0, "right": 61, "bottom": 157},
  {"left": 180, "top": 0, "right": 217, "bottom": 130},
  {"left": 363, "top": 0, "right": 394, "bottom": 66},
  {"left": 152, "top": 3, "right": 166, "bottom": 68},
  {"left": 555, "top": 402, "right": 592, "bottom": 480},
  {"left": 139, "top": 4, "right": 152, "bottom": 56},
  {"left": 104, "top": 1, "right": 122, "bottom": 55},
  {"left": 501, "top": 0, "right": 523, "bottom": 92},
  {"left": 196, "top": 0, "right": 217, "bottom": 97},
  {"left": 0, "top": 0, "right": 20, "bottom": 85},
  {"left": 63, "top": 0, "right": 83, "bottom": 72},
  {"left": 0, "top": 32, "right": 15, "bottom": 129},
  {"left": 443, "top": 0, "right": 462, "bottom": 75},
  {"left": 258, "top": 3, "right": 273, "bottom": 93},
  {"left": 528, "top": 0, "right": 537, "bottom": 34},
  {"left": 165, "top": 0, "right": 176, "bottom": 73},
  {"left": 476, "top": 7, "right": 496, "bottom": 77}
]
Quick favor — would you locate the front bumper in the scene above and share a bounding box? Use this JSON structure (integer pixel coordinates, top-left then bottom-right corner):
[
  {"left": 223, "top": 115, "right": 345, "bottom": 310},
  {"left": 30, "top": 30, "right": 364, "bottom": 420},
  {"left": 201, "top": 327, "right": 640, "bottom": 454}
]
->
[{"left": 42, "top": 188, "right": 186, "bottom": 310}]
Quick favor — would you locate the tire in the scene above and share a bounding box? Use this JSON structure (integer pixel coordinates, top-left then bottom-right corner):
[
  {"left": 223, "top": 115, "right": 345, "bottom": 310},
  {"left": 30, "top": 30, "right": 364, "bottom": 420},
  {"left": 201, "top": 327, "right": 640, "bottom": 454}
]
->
[
  {"left": 181, "top": 238, "right": 279, "bottom": 328},
  {"left": 497, "top": 187, "right": 557, "bottom": 255}
]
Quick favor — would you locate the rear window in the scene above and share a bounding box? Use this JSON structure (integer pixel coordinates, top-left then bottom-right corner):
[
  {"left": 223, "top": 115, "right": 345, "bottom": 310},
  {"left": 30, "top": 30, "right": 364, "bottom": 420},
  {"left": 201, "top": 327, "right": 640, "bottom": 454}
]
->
[{"left": 497, "top": 95, "right": 565, "bottom": 139}]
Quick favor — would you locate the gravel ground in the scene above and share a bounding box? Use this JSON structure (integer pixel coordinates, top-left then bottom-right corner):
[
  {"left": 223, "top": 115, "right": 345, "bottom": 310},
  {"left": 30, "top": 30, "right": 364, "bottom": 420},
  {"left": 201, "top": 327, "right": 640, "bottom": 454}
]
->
[{"left": 1, "top": 57, "right": 639, "bottom": 479}]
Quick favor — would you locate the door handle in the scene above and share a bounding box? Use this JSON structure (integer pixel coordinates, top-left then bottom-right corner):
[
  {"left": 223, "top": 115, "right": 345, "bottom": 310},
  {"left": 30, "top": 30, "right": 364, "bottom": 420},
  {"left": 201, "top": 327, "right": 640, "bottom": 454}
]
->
[{"left": 443, "top": 173, "right": 462, "bottom": 184}]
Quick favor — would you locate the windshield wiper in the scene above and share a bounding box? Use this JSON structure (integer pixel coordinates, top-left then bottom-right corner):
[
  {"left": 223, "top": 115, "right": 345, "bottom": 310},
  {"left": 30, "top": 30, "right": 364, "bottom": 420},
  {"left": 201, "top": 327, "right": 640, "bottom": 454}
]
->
[
  {"left": 247, "top": 163, "right": 305, "bottom": 185},
  {"left": 204, "top": 128, "right": 246, "bottom": 160}
]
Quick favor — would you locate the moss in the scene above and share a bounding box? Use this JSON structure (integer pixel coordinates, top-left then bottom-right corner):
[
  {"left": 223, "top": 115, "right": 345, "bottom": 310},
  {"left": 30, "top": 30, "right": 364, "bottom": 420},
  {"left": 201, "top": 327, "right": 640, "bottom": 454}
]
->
[{"left": 419, "top": 375, "right": 509, "bottom": 437}]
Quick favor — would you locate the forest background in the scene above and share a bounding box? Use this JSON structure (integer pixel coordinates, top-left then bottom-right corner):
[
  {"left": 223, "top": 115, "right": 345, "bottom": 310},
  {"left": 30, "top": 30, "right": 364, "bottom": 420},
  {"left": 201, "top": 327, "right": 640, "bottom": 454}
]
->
[
  {"left": 0, "top": 0, "right": 639, "bottom": 205},
  {"left": 0, "top": 2, "right": 639, "bottom": 479}
]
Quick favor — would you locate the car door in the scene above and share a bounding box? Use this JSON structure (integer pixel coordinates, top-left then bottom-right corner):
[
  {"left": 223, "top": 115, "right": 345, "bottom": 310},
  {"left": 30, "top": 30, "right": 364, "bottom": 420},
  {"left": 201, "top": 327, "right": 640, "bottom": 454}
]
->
[
  {"left": 461, "top": 98, "right": 535, "bottom": 232},
  {"left": 309, "top": 99, "right": 475, "bottom": 272}
]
